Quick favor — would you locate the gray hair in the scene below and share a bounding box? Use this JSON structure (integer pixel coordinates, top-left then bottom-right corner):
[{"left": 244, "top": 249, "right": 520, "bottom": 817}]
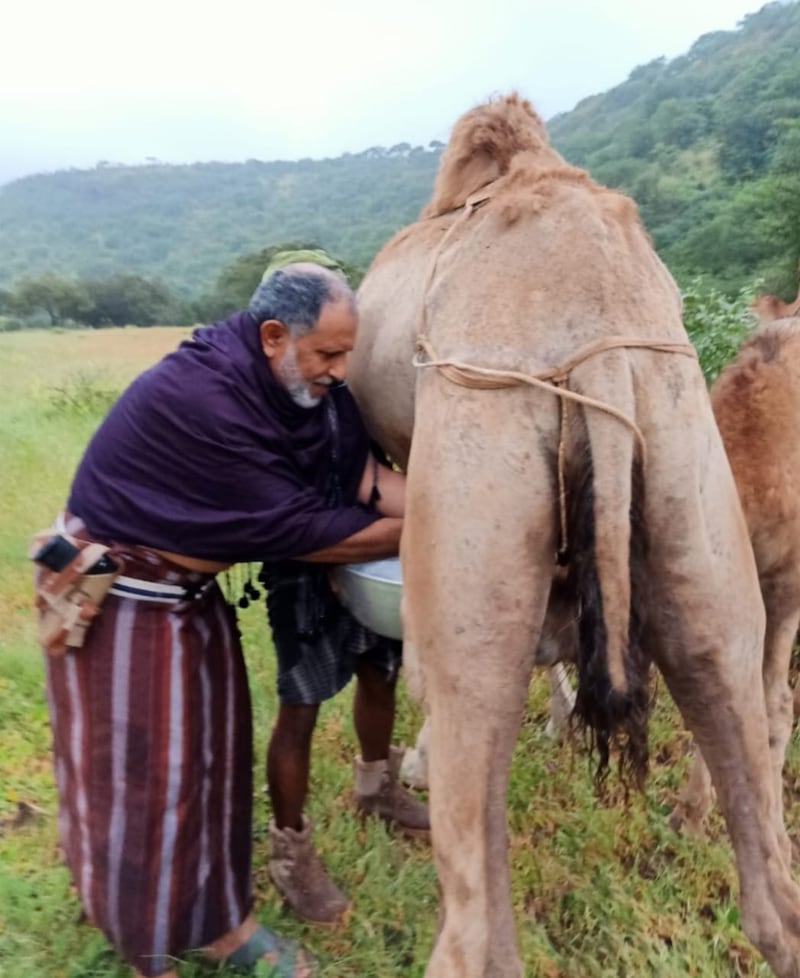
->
[{"left": 248, "top": 265, "right": 354, "bottom": 339}]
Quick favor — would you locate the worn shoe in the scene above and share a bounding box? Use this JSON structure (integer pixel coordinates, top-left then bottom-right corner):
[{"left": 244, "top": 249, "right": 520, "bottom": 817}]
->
[
  {"left": 224, "top": 923, "right": 316, "bottom": 977},
  {"left": 354, "top": 746, "right": 430, "bottom": 839},
  {"left": 268, "top": 815, "right": 349, "bottom": 925}
]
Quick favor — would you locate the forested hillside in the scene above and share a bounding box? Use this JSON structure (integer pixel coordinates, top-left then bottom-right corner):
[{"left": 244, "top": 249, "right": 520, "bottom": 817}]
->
[
  {"left": 0, "top": 148, "right": 441, "bottom": 298},
  {"left": 0, "top": 0, "right": 798, "bottom": 309},
  {"left": 549, "top": 0, "right": 800, "bottom": 295}
]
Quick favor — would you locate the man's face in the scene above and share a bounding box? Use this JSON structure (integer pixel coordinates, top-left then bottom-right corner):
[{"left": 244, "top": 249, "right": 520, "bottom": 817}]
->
[{"left": 260, "top": 298, "right": 358, "bottom": 408}]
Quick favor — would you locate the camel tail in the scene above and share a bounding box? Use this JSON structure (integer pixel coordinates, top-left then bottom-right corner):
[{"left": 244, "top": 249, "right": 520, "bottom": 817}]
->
[{"left": 565, "top": 414, "right": 651, "bottom": 792}]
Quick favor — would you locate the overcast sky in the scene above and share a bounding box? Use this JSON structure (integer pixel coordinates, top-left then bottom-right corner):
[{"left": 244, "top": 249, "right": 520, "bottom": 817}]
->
[{"left": 0, "top": 0, "right": 773, "bottom": 186}]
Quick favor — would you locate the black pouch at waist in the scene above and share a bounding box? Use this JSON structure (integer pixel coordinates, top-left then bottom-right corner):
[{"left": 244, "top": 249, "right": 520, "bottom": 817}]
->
[{"left": 260, "top": 561, "right": 337, "bottom": 642}]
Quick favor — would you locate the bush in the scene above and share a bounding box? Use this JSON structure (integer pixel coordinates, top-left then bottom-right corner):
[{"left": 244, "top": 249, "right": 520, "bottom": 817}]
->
[
  {"left": 47, "top": 370, "right": 120, "bottom": 417},
  {"left": 681, "top": 280, "right": 758, "bottom": 383},
  {"left": 0, "top": 315, "right": 25, "bottom": 332}
]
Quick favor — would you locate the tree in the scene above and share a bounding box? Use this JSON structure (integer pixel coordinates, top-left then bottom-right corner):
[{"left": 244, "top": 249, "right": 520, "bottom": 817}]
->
[
  {"left": 82, "top": 274, "right": 179, "bottom": 327},
  {"left": 650, "top": 99, "right": 709, "bottom": 149},
  {"left": 762, "top": 124, "right": 800, "bottom": 294},
  {"left": 7, "top": 273, "right": 92, "bottom": 326},
  {"left": 196, "top": 242, "right": 366, "bottom": 323},
  {"left": 717, "top": 110, "right": 773, "bottom": 180}
]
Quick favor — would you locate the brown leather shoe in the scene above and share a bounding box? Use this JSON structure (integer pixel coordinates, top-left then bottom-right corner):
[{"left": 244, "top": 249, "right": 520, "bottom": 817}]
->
[
  {"left": 354, "top": 746, "right": 430, "bottom": 839},
  {"left": 268, "top": 816, "right": 349, "bottom": 924}
]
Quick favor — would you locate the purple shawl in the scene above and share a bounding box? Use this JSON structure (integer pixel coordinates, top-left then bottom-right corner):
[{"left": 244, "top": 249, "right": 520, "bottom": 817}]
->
[{"left": 68, "top": 311, "right": 379, "bottom": 561}]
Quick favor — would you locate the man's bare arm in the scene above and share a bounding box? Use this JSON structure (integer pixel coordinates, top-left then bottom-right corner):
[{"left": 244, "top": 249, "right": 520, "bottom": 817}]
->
[
  {"left": 297, "top": 517, "right": 403, "bottom": 563},
  {"left": 357, "top": 458, "right": 406, "bottom": 518}
]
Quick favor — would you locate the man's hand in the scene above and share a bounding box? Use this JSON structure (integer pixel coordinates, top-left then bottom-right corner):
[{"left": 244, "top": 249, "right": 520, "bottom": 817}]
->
[{"left": 297, "top": 517, "right": 402, "bottom": 564}]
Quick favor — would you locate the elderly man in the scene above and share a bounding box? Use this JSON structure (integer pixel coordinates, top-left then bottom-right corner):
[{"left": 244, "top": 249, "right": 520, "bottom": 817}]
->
[{"left": 38, "top": 263, "right": 426, "bottom": 978}]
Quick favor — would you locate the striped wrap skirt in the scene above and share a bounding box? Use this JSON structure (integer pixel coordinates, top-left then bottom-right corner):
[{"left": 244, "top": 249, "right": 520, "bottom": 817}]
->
[{"left": 43, "top": 517, "right": 253, "bottom": 976}]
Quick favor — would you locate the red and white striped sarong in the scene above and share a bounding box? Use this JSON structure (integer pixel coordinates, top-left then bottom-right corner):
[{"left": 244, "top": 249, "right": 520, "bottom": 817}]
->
[{"left": 43, "top": 517, "right": 253, "bottom": 976}]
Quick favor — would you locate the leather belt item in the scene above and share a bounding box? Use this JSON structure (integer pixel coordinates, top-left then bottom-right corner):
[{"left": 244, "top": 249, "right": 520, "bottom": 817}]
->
[{"left": 109, "top": 576, "right": 213, "bottom": 604}]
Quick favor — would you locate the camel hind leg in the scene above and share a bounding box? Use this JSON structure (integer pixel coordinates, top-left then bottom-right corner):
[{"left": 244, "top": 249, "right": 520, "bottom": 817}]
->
[
  {"left": 401, "top": 660, "right": 576, "bottom": 795},
  {"left": 760, "top": 574, "right": 800, "bottom": 859},
  {"left": 407, "top": 529, "right": 554, "bottom": 978},
  {"left": 649, "top": 557, "right": 800, "bottom": 978},
  {"left": 400, "top": 716, "right": 430, "bottom": 790},
  {"left": 402, "top": 388, "right": 558, "bottom": 978},
  {"left": 544, "top": 663, "right": 576, "bottom": 741},
  {"left": 668, "top": 747, "right": 714, "bottom": 836},
  {"left": 667, "top": 574, "right": 800, "bottom": 849}
]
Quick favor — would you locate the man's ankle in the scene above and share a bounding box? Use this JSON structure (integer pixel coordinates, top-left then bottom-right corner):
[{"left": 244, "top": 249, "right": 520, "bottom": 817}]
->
[{"left": 203, "top": 913, "right": 258, "bottom": 960}]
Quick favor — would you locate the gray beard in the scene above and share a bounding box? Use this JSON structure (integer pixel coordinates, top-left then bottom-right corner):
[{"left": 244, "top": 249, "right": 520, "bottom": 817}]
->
[{"left": 276, "top": 343, "right": 329, "bottom": 409}]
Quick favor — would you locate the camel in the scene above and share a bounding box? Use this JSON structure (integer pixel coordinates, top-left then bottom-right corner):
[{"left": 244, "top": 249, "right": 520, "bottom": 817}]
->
[
  {"left": 752, "top": 283, "right": 800, "bottom": 322},
  {"left": 400, "top": 622, "right": 577, "bottom": 789},
  {"left": 348, "top": 93, "right": 800, "bottom": 978},
  {"left": 668, "top": 316, "right": 800, "bottom": 835}
]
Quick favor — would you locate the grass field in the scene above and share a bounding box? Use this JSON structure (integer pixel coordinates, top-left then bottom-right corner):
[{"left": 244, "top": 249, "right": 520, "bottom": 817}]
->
[{"left": 0, "top": 327, "right": 795, "bottom": 978}]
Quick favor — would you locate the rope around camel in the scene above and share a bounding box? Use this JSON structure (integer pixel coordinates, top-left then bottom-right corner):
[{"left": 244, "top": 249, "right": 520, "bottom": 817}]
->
[{"left": 412, "top": 180, "right": 698, "bottom": 557}]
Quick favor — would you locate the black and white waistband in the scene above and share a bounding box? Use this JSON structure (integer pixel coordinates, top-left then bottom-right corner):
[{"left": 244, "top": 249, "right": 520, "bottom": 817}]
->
[{"left": 109, "top": 576, "right": 214, "bottom": 604}]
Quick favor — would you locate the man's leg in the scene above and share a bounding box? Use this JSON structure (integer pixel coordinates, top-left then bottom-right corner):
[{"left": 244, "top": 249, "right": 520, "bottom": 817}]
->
[
  {"left": 352, "top": 656, "right": 430, "bottom": 838},
  {"left": 201, "top": 913, "right": 314, "bottom": 978},
  {"left": 353, "top": 659, "right": 395, "bottom": 761},
  {"left": 263, "top": 564, "right": 352, "bottom": 923},
  {"left": 266, "top": 702, "right": 350, "bottom": 924},
  {"left": 132, "top": 915, "right": 315, "bottom": 977},
  {"left": 45, "top": 578, "right": 261, "bottom": 977},
  {"left": 267, "top": 702, "right": 320, "bottom": 829}
]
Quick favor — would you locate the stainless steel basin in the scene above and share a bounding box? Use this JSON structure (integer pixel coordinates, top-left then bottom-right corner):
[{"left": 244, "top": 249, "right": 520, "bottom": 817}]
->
[{"left": 331, "top": 557, "right": 403, "bottom": 640}]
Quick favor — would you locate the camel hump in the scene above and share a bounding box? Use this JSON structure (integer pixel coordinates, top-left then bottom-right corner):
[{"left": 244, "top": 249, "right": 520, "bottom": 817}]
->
[{"left": 422, "top": 92, "right": 554, "bottom": 218}]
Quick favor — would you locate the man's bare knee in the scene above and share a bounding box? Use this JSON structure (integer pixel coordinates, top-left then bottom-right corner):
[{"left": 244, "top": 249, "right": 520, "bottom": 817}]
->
[{"left": 271, "top": 703, "right": 320, "bottom": 747}]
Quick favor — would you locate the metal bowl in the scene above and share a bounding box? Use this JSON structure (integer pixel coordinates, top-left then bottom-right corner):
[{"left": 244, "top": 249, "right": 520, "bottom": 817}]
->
[{"left": 331, "top": 557, "right": 403, "bottom": 640}]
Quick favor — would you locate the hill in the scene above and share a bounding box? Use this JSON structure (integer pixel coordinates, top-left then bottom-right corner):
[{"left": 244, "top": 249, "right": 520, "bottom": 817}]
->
[
  {"left": 0, "top": 0, "right": 798, "bottom": 301},
  {"left": 549, "top": 0, "right": 800, "bottom": 293},
  {"left": 0, "top": 149, "right": 440, "bottom": 298}
]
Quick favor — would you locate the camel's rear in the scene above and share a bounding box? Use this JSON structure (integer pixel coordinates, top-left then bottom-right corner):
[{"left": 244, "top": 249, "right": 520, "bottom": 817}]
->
[
  {"left": 354, "top": 94, "right": 800, "bottom": 978},
  {"left": 363, "top": 159, "right": 691, "bottom": 776}
]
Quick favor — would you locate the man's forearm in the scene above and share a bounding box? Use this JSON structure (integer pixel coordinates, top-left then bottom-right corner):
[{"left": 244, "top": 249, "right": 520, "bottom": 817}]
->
[
  {"left": 371, "top": 464, "right": 406, "bottom": 517},
  {"left": 357, "top": 459, "right": 406, "bottom": 517},
  {"left": 297, "top": 517, "right": 403, "bottom": 563}
]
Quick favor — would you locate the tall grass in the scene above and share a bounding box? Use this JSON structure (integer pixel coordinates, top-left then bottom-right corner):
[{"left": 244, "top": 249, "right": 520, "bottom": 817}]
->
[{"left": 0, "top": 328, "right": 791, "bottom": 978}]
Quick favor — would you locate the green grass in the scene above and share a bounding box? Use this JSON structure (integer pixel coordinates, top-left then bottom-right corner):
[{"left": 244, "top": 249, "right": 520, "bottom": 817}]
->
[{"left": 0, "top": 327, "right": 794, "bottom": 978}]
